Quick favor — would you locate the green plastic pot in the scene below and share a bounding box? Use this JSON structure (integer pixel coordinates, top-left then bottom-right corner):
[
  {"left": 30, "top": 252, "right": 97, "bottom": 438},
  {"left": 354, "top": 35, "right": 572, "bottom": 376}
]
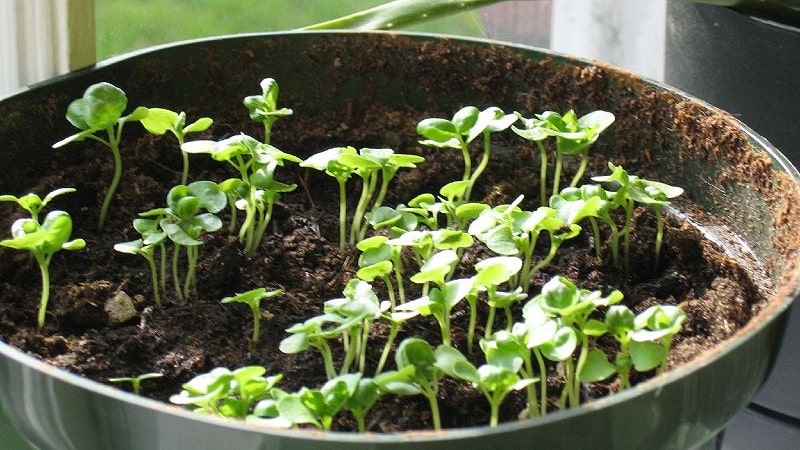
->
[{"left": 1, "top": 31, "right": 799, "bottom": 450}]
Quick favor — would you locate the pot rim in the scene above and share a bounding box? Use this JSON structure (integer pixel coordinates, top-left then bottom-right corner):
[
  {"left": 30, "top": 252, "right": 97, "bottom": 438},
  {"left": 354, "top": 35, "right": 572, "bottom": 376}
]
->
[{"left": 2, "top": 29, "right": 799, "bottom": 443}]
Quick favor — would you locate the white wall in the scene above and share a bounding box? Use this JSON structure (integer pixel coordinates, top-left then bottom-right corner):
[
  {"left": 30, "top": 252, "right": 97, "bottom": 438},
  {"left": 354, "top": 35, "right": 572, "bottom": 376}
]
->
[{"left": 550, "top": 0, "right": 667, "bottom": 81}]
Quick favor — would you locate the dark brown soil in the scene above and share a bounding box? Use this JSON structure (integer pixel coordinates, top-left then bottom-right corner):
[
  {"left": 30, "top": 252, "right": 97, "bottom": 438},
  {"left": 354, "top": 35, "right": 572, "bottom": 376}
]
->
[{"left": 0, "top": 35, "right": 784, "bottom": 433}]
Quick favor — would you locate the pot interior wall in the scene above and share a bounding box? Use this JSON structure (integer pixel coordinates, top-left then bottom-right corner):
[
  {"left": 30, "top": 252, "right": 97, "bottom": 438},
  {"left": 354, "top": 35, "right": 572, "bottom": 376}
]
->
[{"left": 1, "top": 31, "right": 799, "bottom": 450}]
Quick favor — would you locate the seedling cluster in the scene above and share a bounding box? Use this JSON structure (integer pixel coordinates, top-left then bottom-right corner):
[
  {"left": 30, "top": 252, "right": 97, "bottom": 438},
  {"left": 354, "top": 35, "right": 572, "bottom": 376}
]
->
[{"left": 6, "top": 77, "right": 689, "bottom": 432}]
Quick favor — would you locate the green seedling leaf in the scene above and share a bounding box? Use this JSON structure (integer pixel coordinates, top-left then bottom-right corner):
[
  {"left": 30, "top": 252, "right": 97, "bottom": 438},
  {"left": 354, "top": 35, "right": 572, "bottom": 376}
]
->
[
  {"left": 579, "top": 348, "right": 616, "bottom": 382},
  {"left": 0, "top": 188, "right": 76, "bottom": 222},
  {"left": 64, "top": 82, "right": 128, "bottom": 132},
  {"left": 221, "top": 287, "right": 281, "bottom": 349},
  {"left": 539, "top": 325, "right": 577, "bottom": 362},
  {"left": 434, "top": 344, "right": 478, "bottom": 382},
  {"left": 410, "top": 249, "right": 459, "bottom": 286},
  {"left": 630, "top": 341, "right": 666, "bottom": 372},
  {"left": 632, "top": 305, "right": 687, "bottom": 342},
  {"left": 474, "top": 256, "right": 522, "bottom": 288},
  {"left": 276, "top": 394, "right": 321, "bottom": 428}
]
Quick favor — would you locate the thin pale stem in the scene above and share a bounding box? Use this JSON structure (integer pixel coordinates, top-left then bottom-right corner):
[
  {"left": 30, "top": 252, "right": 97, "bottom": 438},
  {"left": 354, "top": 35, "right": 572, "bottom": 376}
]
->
[
  {"left": 36, "top": 256, "right": 50, "bottom": 328},
  {"left": 172, "top": 244, "right": 185, "bottom": 303},
  {"left": 534, "top": 349, "right": 548, "bottom": 416},
  {"left": 98, "top": 128, "right": 123, "bottom": 231},
  {"left": 569, "top": 152, "right": 589, "bottom": 187},
  {"left": 552, "top": 152, "right": 563, "bottom": 201},
  {"left": 522, "top": 354, "right": 539, "bottom": 417},
  {"left": 536, "top": 141, "right": 548, "bottom": 206},
  {"left": 394, "top": 255, "right": 406, "bottom": 304},
  {"left": 183, "top": 245, "right": 197, "bottom": 299},
  {"left": 251, "top": 200, "right": 274, "bottom": 257},
  {"left": 485, "top": 304, "right": 496, "bottom": 339},
  {"left": 375, "top": 323, "right": 400, "bottom": 376},
  {"left": 572, "top": 334, "right": 590, "bottom": 408},
  {"left": 145, "top": 255, "right": 161, "bottom": 308},
  {"left": 466, "top": 296, "right": 477, "bottom": 355},
  {"left": 466, "top": 131, "right": 492, "bottom": 201},
  {"left": 460, "top": 142, "right": 472, "bottom": 184},
  {"left": 250, "top": 303, "right": 261, "bottom": 348},
  {"left": 654, "top": 207, "right": 664, "bottom": 274},
  {"left": 338, "top": 180, "right": 347, "bottom": 249}
]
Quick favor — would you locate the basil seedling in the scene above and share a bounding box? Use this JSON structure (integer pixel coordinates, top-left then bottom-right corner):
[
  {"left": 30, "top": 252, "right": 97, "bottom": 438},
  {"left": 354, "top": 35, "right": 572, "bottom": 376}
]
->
[
  {"left": 182, "top": 134, "right": 300, "bottom": 256},
  {"left": 417, "top": 106, "right": 516, "bottom": 202},
  {"left": 170, "top": 366, "right": 282, "bottom": 419},
  {"left": 138, "top": 180, "right": 226, "bottom": 302},
  {"left": 53, "top": 82, "right": 148, "bottom": 230},
  {"left": 243, "top": 78, "right": 293, "bottom": 145},
  {"left": 221, "top": 287, "right": 282, "bottom": 350},
  {"left": 140, "top": 107, "right": 213, "bottom": 184},
  {"left": 1, "top": 207, "right": 85, "bottom": 328},
  {"left": 108, "top": 372, "right": 163, "bottom": 396},
  {"left": 530, "top": 275, "right": 623, "bottom": 408},
  {"left": 513, "top": 109, "right": 614, "bottom": 205}
]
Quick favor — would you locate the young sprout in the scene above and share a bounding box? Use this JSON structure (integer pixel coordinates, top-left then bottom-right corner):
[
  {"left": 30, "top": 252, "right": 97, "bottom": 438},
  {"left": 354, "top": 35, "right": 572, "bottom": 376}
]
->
[
  {"left": 300, "top": 146, "right": 355, "bottom": 248},
  {"left": 417, "top": 106, "right": 516, "bottom": 202},
  {"left": 139, "top": 180, "right": 227, "bottom": 302},
  {"left": 221, "top": 287, "right": 282, "bottom": 350},
  {"left": 52, "top": 82, "right": 148, "bottom": 230},
  {"left": 388, "top": 338, "right": 474, "bottom": 430},
  {"left": 374, "top": 303, "right": 419, "bottom": 376},
  {"left": 343, "top": 369, "right": 414, "bottom": 432},
  {"left": 549, "top": 184, "right": 607, "bottom": 259},
  {"left": 482, "top": 327, "right": 543, "bottom": 418},
  {"left": 343, "top": 147, "right": 425, "bottom": 241},
  {"left": 1, "top": 210, "right": 85, "bottom": 328},
  {"left": 279, "top": 314, "right": 341, "bottom": 380},
  {"left": 398, "top": 277, "right": 473, "bottom": 346},
  {"left": 470, "top": 256, "right": 523, "bottom": 342},
  {"left": 114, "top": 236, "right": 164, "bottom": 308},
  {"left": 268, "top": 370, "right": 411, "bottom": 432},
  {"left": 139, "top": 107, "right": 213, "bottom": 184},
  {"left": 476, "top": 364, "right": 535, "bottom": 427},
  {"left": 170, "top": 366, "right": 282, "bottom": 419},
  {"left": 389, "top": 229, "right": 473, "bottom": 295},
  {"left": 243, "top": 78, "right": 293, "bottom": 145},
  {"left": 631, "top": 304, "right": 687, "bottom": 374},
  {"left": 108, "top": 372, "right": 163, "bottom": 396},
  {"left": 182, "top": 134, "right": 300, "bottom": 257},
  {"left": 628, "top": 179, "right": 684, "bottom": 272},
  {"left": 603, "top": 304, "right": 638, "bottom": 389},
  {"left": 592, "top": 163, "right": 635, "bottom": 271},
  {"left": 399, "top": 182, "right": 488, "bottom": 232},
  {"left": 597, "top": 303, "right": 687, "bottom": 386},
  {"left": 324, "top": 279, "right": 383, "bottom": 375},
  {"left": 356, "top": 235, "right": 400, "bottom": 309},
  {"left": 530, "top": 275, "right": 623, "bottom": 408},
  {"left": 115, "top": 216, "right": 169, "bottom": 308},
  {"left": 0, "top": 188, "right": 76, "bottom": 223},
  {"left": 592, "top": 163, "right": 684, "bottom": 273},
  {"left": 511, "top": 115, "right": 551, "bottom": 206},
  {"left": 276, "top": 377, "right": 350, "bottom": 431},
  {"left": 469, "top": 196, "right": 578, "bottom": 292},
  {"left": 513, "top": 109, "right": 614, "bottom": 205},
  {"left": 302, "top": 146, "right": 423, "bottom": 247}
]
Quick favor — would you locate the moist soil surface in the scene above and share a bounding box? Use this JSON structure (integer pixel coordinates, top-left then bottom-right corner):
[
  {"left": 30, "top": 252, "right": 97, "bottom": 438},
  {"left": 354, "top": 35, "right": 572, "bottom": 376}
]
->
[{"left": 0, "top": 36, "right": 772, "bottom": 433}]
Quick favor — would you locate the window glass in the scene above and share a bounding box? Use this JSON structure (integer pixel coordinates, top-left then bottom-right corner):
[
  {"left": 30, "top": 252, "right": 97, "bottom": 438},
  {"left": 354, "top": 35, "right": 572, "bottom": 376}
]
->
[{"left": 96, "top": 0, "right": 486, "bottom": 59}]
